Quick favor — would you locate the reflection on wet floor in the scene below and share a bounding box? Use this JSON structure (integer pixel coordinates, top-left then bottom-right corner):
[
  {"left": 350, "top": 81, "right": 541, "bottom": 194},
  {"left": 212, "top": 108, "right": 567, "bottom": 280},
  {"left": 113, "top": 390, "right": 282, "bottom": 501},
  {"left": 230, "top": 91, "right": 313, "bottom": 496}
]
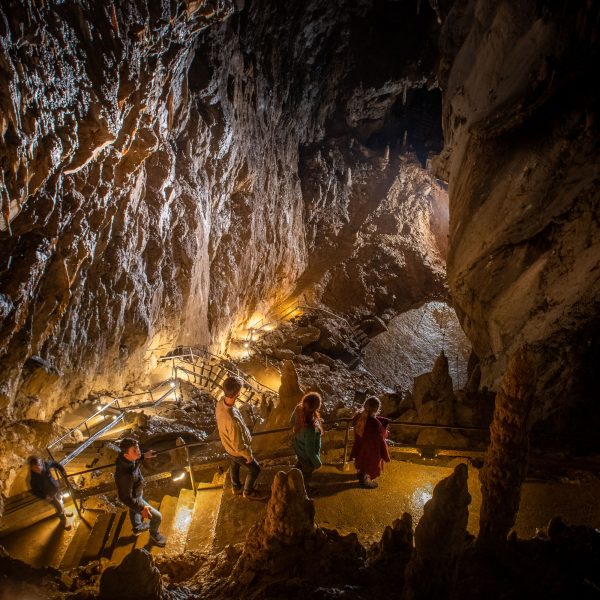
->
[{"left": 2, "top": 453, "right": 600, "bottom": 567}]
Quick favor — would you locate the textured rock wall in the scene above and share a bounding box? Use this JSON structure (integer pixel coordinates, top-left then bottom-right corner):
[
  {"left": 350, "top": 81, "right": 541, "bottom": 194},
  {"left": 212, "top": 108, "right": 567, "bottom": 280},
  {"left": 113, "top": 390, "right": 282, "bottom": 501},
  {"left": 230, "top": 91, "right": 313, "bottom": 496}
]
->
[
  {"left": 0, "top": 0, "right": 236, "bottom": 417},
  {"left": 0, "top": 0, "right": 448, "bottom": 426},
  {"left": 435, "top": 0, "right": 600, "bottom": 421}
]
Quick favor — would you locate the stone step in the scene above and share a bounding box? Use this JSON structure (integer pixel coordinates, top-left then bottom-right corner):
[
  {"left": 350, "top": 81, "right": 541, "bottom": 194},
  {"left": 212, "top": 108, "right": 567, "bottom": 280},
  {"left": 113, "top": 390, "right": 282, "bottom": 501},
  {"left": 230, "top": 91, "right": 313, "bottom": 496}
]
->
[
  {"left": 0, "top": 512, "right": 80, "bottom": 569},
  {"left": 110, "top": 504, "right": 136, "bottom": 565},
  {"left": 79, "top": 511, "right": 114, "bottom": 566},
  {"left": 211, "top": 478, "right": 269, "bottom": 552},
  {"left": 164, "top": 488, "right": 195, "bottom": 556},
  {"left": 0, "top": 494, "right": 79, "bottom": 536},
  {"left": 150, "top": 495, "right": 179, "bottom": 558},
  {"left": 59, "top": 511, "right": 99, "bottom": 571},
  {"left": 185, "top": 486, "right": 224, "bottom": 553},
  {"left": 102, "top": 510, "right": 127, "bottom": 560}
]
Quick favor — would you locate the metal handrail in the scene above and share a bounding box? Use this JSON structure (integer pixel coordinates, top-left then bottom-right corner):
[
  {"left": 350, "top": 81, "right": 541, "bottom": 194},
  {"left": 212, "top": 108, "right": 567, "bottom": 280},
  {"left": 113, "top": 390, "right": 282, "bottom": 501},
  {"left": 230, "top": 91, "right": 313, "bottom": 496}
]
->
[
  {"left": 48, "top": 378, "right": 178, "bottom": 452},
  {"left": 48, "top": 398, "right": 123, "bottom": 450},
  {"left": 58, "top": 417, "right": 490, "bottom": 480},
  {"left": 159, "top": 347, "right": 278, "bottom": 396}
]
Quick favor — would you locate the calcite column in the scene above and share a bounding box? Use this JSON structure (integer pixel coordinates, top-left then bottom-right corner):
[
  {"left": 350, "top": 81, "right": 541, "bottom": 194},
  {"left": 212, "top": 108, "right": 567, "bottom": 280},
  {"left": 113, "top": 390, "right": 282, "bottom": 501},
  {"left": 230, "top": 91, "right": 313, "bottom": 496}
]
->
[
  {"left": 478, "top": 346, "right": 537, "bottom": 549},
  {"left": 253, "top": 359, "right": 302, "bottom": 453},
  {"left": 230, "top": 469, "right": 316, "bottom": 586},
  {"left": 402, "top": 463, "right": 471, "bottom": 600}
]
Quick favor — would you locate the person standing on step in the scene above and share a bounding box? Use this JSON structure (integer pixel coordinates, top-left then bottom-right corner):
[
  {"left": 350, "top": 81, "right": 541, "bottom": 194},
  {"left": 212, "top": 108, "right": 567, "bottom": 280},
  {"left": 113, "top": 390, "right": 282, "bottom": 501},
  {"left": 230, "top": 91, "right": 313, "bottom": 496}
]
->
[
  {"left": 290, "top": 391, "right": 323, "bottom": 496},
  {"left": 350, "top": 396, "right": 390, "bottom": 489},
  {"left": 28, "top": 455, "right": 73, "bottom": 530},
  {"left": 215, "top": 376, "right": 266, "bottom": 500},
  {"left": 115, "top": 438, "right": 167, "bottom": 546}
]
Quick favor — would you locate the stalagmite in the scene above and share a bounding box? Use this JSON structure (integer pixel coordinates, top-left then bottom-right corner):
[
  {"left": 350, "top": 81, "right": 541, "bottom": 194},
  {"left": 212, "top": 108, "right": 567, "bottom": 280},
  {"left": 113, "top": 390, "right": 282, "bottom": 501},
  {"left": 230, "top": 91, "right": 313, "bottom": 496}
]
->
[
  {"left": 402, "top": 463, "right": 471, "bottom": 600},
  {"left": 478, "top": 346, "right": 537, "bottom": 549}
]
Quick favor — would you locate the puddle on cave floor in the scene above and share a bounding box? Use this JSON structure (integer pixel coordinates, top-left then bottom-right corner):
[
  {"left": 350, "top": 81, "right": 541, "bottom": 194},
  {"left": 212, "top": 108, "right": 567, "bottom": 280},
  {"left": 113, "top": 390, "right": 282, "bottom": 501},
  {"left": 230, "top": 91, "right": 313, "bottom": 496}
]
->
[{"left": 212, "top": 453, "right": 600, "bottom": 550}]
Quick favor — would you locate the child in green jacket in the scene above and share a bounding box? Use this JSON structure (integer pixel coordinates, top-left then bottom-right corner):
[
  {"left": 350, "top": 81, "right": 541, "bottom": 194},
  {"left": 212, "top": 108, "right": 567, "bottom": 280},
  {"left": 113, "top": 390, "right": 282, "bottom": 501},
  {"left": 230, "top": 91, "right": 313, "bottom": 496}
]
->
[{"left": 290, "top": 392, "right": 323, "bottom": 495}]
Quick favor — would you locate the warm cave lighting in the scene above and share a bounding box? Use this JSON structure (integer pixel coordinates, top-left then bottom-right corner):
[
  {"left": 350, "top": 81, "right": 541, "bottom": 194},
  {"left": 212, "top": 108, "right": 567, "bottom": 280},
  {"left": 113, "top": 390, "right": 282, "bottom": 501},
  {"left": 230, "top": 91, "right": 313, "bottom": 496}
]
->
[
  {"left": 243, "top": 342, "right": 250, "bottom": 348},
  {"left": 61, "top": 492, "right": 70, "bottom": 500},
  {"left": 172, "top": 471, "right": 187, "bottom": 482},
  {"left": 170, "top": 380, "right": 176, "bottom": 388}
]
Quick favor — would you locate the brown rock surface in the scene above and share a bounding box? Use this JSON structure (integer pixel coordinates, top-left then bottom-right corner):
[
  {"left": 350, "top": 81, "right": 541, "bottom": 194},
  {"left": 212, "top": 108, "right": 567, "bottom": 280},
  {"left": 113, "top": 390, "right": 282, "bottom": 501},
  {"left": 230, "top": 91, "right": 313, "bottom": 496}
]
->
[
  {"left": 403, "top": 462, "right": 471, "bottom": 600},
  {"left": 436, "top": 0, "right": 600, "bottom": 427},
  {"left": 0, "top": 0, "right": 447, "bottom": 434},
  {"left": 99, "top": 548, "right": 166, "bottom": 600}
]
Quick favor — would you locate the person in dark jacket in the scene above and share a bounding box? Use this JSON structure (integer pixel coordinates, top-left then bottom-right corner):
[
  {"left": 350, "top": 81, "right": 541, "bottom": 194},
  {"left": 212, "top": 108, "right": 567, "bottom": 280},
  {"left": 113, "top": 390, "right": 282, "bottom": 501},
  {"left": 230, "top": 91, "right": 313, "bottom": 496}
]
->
[
  {"left": 115, "top": 437, "right": 167, "bottom": 546},
  {"left": 349, "top": 396, "right": 391, "bottom": 489},
  {"left": 290, "top": 392, "right": 323, "bottom": 495},
  {"left": 28, "top": 456, "right": 73, "bottom": 530}
]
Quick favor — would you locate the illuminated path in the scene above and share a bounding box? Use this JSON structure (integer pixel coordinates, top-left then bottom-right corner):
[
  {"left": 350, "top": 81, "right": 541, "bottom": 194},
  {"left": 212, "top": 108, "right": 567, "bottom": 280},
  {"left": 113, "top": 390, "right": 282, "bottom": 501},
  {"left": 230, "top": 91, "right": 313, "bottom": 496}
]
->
[
  {"left": 211, "top": 452, "right": 600, "bottom": 549},
  {"left": 2, "top": 453, "right": 600, "bottom": 568}
]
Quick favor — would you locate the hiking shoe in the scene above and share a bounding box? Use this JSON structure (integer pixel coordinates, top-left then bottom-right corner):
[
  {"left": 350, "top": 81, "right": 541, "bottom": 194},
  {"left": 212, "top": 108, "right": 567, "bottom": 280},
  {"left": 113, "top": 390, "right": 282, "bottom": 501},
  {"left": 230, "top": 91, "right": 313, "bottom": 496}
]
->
[
  {"left": 64, "top": 511, "right": 74, "bottom": 518},
  {"left": 232, "top": 486, "right": 244, "bottom": 496},
  {"left": 132, "top": 523, "right": 150, "bottom": 536},
  {"left": 243, "top": 489, "right": 267, "bottom": 501},
  {"left": 360, "top": 476, "right": 378, "bottom": 489},
  {"left": 150, "top": 531, "right": 167, "bottom": 547},
  {"left": 62, "top": 521, "right": 72, "bottom": 531}
]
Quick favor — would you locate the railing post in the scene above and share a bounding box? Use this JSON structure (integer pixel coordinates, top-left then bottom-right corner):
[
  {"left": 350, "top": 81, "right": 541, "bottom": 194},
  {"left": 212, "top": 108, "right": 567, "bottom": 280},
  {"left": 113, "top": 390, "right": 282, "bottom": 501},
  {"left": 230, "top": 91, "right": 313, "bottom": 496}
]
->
[
  {"left": 185, "top": 446, "right": 197, "bottom": 496},
  {"left": 341, "top": 419, "right": 351, "bottom": 472},
  {"left": 48, "top": 448, "right": 84, "bottom": 523},
  {"left": 60, "top": 471, "right": 85, "bottom": 521}
]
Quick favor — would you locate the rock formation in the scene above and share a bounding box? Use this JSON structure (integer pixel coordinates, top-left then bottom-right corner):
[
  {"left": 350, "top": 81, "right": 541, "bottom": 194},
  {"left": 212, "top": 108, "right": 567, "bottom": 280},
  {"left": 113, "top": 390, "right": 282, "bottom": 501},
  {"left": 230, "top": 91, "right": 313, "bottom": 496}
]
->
[
  {"left": 413, "top": 350, "right": 455, "bottom": 425},
  {"left": 99, "top": 548, "right": 166, "bottom": 600},
  {"left": 435, "top": 0, "right": 600, "bottom": 430},
  {"left": 219, "top": 468, "right": 365, "bottom": 598},
  {"left": 478, "top": 346, "right": 537, "bottom": 549},
  {"left": 403, "top": 462, "right": 471, "bottom": 600},
  {"left": 368, "top": 512, "right": 413, "bottom": 572}
]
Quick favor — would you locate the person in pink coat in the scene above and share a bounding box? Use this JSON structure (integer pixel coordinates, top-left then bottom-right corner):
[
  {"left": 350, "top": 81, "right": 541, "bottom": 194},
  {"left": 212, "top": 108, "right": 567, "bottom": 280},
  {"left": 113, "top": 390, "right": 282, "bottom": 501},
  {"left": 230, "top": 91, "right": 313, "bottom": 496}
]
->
[{"left": 350, "top": 396, "right": 390, "bottom": 488}]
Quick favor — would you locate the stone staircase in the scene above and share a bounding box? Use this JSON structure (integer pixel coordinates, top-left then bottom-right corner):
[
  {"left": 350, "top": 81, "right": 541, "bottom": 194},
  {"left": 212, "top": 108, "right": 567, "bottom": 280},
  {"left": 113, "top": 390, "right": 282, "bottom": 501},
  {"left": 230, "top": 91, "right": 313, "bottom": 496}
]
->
[
  {"left": 350, "top": 324, "right": 371, "bottom": 350},
  {"left": 0, "top": 485, "right": 227, "bottom": 570}
]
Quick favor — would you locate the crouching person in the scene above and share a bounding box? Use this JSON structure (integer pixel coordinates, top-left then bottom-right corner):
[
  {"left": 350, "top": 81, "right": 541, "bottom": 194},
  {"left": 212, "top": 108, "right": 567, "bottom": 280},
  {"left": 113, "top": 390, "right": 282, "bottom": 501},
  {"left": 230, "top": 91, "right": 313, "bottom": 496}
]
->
[
  {"left": 115, "top": 438, "right": 167, "bottom": 546},
  {"left": 28, "top": 456, "right": 73, "bottom": 530}
]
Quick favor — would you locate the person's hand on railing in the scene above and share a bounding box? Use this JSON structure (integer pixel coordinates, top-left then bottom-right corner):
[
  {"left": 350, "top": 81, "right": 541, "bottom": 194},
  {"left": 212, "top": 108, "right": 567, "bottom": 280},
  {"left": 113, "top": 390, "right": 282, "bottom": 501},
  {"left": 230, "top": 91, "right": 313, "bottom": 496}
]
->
[
  {"left": 143, "top": 450, "right": 157, "bottom": 459},
  {"left": 141, "top": 505, "right": 152, "bottom": 519}
]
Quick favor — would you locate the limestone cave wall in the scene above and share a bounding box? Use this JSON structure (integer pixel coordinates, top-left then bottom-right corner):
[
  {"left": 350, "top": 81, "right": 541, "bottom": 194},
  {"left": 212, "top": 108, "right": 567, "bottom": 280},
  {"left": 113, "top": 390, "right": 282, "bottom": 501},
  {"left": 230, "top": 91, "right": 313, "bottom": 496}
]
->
[
  {"left": 435, "top": 0, "right": 600, "bottom": 427},
  {"left": 0, "top": 0, "right": 447, "bottom": 427}
]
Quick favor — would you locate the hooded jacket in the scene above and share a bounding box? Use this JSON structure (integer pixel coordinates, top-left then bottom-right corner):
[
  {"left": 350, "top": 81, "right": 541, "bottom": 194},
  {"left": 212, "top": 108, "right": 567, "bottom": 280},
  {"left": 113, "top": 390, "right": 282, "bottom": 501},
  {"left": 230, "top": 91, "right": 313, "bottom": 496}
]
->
[
  {"left": 114, "top": 452, "right": 146, "bottom": 512},
  {"left": 349, "top": 414, "right": 390, "bottom": 479},
  {"left": 30, "top": 460, "right": 65, "bottom": 500}
]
